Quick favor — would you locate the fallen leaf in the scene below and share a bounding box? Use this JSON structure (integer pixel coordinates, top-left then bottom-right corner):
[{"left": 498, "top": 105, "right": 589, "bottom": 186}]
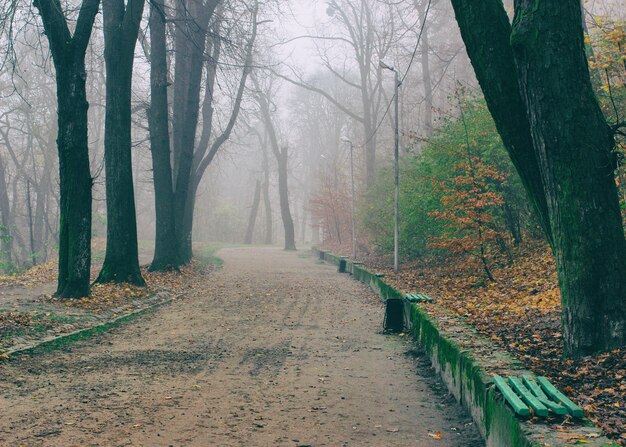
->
[{"left": 428, "top": 431, "right": 443, "bottom": 439}]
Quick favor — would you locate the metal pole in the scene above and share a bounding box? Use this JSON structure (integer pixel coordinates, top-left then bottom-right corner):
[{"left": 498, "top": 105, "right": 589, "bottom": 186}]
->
[
  {"left": 349, "top": 141, "right": 357, "bottom": 260},
  {"left": 393, "top": 69, "right": 399, "bottom": 273}
]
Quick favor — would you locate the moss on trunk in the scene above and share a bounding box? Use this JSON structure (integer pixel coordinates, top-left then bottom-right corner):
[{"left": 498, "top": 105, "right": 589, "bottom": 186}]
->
[{"left": 451, "top": 0, "right": 626, "bottom": 356}]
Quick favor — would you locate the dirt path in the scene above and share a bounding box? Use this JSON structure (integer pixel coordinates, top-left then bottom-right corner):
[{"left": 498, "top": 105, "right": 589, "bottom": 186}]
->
[{"left": 0, "top": 247, "right": 483, "bottom": 447}]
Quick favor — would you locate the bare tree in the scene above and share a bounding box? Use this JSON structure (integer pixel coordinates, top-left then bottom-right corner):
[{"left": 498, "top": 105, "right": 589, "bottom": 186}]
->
[
  {"left": 261, "top": 131, "right": 273, "bottom": 244},
  {"left": 171, "top": 0, "right": 221, "bottom": 263},
  {"left": 253, "top": 73, "right": 296, "bottom": 251},
  {"left": 96, "top": 0, "right": 146, "bottom": 285},
  {"left": 31, "top": 0, "right": 100, "bottom": 297},
  {"left": 148, "top": 0, "right": 177, "bottom": 271},
  {"left": 0, "top": 152, "right": 11, "bottom": 270},
  {"left": 275, "top": 0, "right": 399, "bottom": 188},
  {"left": 177, "top": 0, "right": 258, "bottom": 262},
  {"left": 244, "top": 179, "right": 261, "bottom": 244}
]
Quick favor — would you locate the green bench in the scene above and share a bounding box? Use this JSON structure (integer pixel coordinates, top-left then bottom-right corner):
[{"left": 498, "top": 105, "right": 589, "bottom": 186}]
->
[
  {"left": 405, "top": 293, "right": 434, "bottom": 303},
  {"left": 493, "top": 374, "right": 584, "bottom": 418}
]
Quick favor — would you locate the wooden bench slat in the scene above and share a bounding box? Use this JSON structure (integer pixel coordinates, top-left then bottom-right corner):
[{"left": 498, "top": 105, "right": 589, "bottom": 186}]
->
[
  {"left": 493, "top": 375, "right": 531, "bottom": 417},
  {"left": 417, "top": 293, "right": 431, "bottom": 302},
  {"left": 405, "top": 294, "right": 424, "bottom": 302},
  {"left": 404, "top": 293, "right": 433, "bottom": 303},
  {"left": 521, "top": 375, "right": 567, "bottom": 415},
  {"left": 537, "top": 376, "right": 584, "bottom": 418},
  {"left": 508, "top": 376, "right": 549, "bottom": 417}
]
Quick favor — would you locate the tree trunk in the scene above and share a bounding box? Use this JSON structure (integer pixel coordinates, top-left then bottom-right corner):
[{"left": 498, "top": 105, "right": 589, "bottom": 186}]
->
[
  {"left": 184, "top": 3, "right": 256, "bottom": 256},
  {"left": 419, "top": 5, "right": 433, "bottom": 136},
  {"left": 31, "top": 141, "right": 53, "bottom": 263},
  {"left": 33, "top": 0, "right": 99, "bottom": 297},
  {"left": 277, "top": 151, "right": 296, "bottom": 251},
  {"left": 54, "top": 66, "right": 93, "bottom": 297},
  {"left": 450, "top": 0, "right": 553, "bottom": 245},
  {"left": 502, "top": 202, "right": 522, "bottom": 247},
  {"left": 172, "top": 0, "right": 218, "bottom": 264},
  {"left": 178, "top": 179, "right": 198, "bottom": 263},
  {"left": 148, "top": 0, "right": 179, "bottom": 271},
  {"left": 26, "top": 181, "right": 36, "bottom": 265},
  {"left": 510, "top": 0, "right": 626, "bottom": 356},
  {"left": 244, "top": 180, "right": 262, "bottom": 244},
  {"left": 451, "top": 0, "right": 626, "bottom": 356},
  {"left": 33, "top": 170, "right": 50, "bottom": 262},
  {"left": 0, "top": 154, "right": 13, "bottom": 271},
  {"left": 262, "top": 143, "right": 273, "bottom": 245},
  {"left": 362, "top": 84, "right": 376, "bottom": 189},
  {"left": 97, "top": 0, "right": 146, "bottom": 285},
  {"left": 254, "top": 78, "right": 296, "bottom": 251},
  {"left": 171, "top": 0, "right": 192, "bottom": 180}
]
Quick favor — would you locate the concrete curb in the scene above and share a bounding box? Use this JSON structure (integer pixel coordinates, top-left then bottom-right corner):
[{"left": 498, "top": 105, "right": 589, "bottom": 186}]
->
[
  {"left": 313, "top": 248, "right": 618, "bottom": 447},
  {"left": 2, "top": 293, "right": 178, "bottom": 360}
]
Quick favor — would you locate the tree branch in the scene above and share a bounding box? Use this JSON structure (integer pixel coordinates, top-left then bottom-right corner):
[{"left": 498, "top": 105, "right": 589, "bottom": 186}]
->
[
  {"left": 32, "top": 0, "right": 73, "bottom": 62},
  {"left": 270, "top": 67, "right": 363, "bottom": 123},
  {"left": 73, "top": 0, "right": 101, "bottom": 55},
  {"left": 193, "top": 0, "right": 258, "bottom": 183}
]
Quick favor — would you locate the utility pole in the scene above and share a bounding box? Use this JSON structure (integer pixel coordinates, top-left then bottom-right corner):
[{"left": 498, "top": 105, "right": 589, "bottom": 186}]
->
[
  {"left": 342, "top": 138, "right": 357, "bottom": 260},
  {"left": 380, "top": 60, "right": 400, "bottom": 273}
]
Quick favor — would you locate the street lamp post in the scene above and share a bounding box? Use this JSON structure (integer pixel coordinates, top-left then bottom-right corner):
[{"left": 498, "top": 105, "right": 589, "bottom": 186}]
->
[
  {"left": 341, "top": 137, "right": 357, "bottom": 261},
  {"left": 380, "top": 60, "right": 400, "bottom": 273}
]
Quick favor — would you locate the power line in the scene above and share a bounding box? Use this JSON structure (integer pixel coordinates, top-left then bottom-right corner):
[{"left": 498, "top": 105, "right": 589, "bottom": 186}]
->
[{"left": 361, "top": 0, "right": 433, "bottom": 148}]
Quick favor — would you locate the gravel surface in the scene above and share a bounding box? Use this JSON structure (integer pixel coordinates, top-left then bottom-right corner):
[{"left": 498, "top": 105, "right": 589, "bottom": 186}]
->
[{"left": 0, "top": 247, "right": 483, "bottom": 446}]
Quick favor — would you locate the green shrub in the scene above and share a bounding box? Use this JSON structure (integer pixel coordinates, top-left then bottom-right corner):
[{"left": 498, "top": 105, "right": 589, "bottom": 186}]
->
[{"left": 361, "top": 96, "right": 540, "bottom": 259}]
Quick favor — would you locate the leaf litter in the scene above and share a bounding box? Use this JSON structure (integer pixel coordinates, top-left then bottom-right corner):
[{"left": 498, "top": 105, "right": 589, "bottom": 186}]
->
[{"left": 0, "top": 259, "right": 214, "bottom": 355}]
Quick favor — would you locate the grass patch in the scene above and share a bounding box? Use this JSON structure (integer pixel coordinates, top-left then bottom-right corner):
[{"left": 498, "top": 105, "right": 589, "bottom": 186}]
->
[
  {"left": 31, "top": 312, "right": 76, "bottom": 325},
  {"left": 196, "top": 245, "right": 226, "bottom": 269},
  {"left": 195, "top": 243, "right": 263, "bottom": 270}
]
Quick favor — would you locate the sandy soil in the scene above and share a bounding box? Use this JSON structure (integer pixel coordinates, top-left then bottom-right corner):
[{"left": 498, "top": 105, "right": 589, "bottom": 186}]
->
[{"left": 0, "top": 247, "right": 483, "bottom": 447}]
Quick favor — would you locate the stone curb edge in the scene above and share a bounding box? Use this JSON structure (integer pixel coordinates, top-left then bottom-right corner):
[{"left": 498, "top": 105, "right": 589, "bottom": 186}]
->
[{"left": 313, "top": 248, "right": 618, "bottom": 447}]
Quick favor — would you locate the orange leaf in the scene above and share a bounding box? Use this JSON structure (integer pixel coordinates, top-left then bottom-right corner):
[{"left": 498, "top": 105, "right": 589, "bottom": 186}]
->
[{"left": 428, "top": 431, "right": 443, "bottom": 440}]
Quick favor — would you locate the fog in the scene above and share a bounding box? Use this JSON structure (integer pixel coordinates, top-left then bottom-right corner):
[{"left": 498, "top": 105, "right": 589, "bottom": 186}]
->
[{"left": 0, "top": 0, "right": 624, "bottom": 271}]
